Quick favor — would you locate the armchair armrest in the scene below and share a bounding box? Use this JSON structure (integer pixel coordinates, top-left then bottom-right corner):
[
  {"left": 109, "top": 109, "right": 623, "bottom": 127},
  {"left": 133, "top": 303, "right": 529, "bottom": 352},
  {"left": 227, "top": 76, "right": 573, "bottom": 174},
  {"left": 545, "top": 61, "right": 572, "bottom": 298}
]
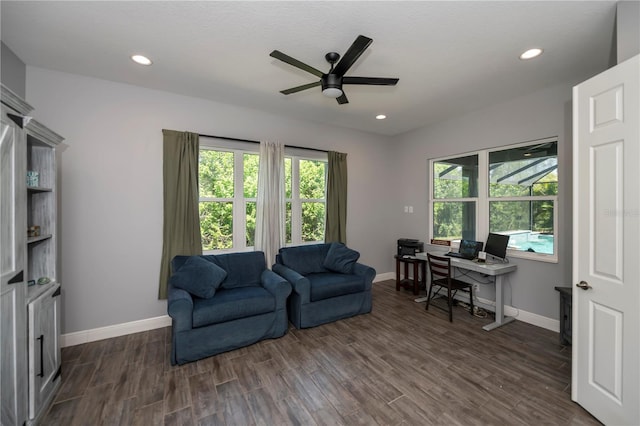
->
[
  {"left": 167, "top": 285, "right": 194, "bottom": 332},
  {"left": 272, "top": 263, "right": 311, "bottom": 304},
  {"left": 261, "top": 269, "right": 292, "bottom": 310},
  {"left": 353, "top": 263, "right": 376, "bottom": 291}
]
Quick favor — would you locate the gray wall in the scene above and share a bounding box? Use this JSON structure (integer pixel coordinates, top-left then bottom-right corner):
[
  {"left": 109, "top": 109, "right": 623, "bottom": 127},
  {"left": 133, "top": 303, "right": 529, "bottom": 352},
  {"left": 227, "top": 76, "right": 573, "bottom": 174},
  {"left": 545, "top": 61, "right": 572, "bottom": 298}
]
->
[
  {"left": 25, "top": 67, "right": 396, "bottom": 334},
  {"left": 617, "top": 1, "right": 640, "bottom": 64},
  {"left": 1, "top": 42, "right": 26, "bottom": 98}
]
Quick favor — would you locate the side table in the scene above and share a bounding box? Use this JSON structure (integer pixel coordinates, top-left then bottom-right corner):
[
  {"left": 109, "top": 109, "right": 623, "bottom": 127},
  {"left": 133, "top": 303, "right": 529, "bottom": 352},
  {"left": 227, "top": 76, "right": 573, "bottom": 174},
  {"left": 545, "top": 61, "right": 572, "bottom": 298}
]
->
[{"left": 395, "top": 255, "right": 426, "bottom": 295}]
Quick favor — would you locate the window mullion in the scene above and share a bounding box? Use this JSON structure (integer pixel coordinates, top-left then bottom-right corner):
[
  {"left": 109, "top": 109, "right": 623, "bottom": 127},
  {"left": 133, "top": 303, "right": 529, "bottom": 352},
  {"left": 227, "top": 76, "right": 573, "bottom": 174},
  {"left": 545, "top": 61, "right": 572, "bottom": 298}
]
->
[
  {"left": 234, "top": 151, "right": 245, "bottom": 249},
  {"left": 291, "top": 157, "right": 301, "bottom": 244},
  {"left": 477, "top": 150, "right": 488, "bottom": 242}
]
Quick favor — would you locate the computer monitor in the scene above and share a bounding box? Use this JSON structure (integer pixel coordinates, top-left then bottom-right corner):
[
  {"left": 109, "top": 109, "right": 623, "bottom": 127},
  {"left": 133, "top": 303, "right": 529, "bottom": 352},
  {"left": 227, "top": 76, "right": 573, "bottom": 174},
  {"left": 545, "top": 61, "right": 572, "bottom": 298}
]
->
[{"left": 485, "top": 233, "right": 510, "bottom": 260}]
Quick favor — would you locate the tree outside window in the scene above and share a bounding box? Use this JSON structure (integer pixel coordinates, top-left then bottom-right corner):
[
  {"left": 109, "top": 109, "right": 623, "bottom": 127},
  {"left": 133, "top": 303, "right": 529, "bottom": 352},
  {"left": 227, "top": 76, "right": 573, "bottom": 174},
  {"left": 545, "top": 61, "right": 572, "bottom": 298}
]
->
[{"left": 199, "top": 150, "right": 234, "bottom": 250}]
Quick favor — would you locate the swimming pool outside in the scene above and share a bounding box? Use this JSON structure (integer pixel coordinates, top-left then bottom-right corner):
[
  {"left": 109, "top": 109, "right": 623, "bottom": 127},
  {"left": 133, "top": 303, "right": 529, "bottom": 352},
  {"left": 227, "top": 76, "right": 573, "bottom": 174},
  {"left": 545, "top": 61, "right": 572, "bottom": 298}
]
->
[{"left": 506, "top": 231, "right": 554, "bottom": 255}]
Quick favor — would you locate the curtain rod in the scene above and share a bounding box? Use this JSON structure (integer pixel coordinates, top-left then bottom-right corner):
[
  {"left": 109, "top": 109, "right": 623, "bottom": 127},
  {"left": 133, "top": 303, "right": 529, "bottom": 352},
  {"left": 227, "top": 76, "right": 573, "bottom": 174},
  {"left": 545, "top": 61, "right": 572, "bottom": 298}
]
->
[{"left": 198, "top": 133, "right": 328, "bottom": 154}]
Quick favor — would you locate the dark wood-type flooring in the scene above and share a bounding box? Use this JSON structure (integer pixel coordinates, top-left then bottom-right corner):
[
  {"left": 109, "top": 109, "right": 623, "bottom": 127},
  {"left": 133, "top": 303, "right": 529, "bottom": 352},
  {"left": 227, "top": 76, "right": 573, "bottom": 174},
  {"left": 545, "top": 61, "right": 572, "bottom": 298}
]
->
[{"left": 41, "top": 280, "right": 601, "bottom": 425}]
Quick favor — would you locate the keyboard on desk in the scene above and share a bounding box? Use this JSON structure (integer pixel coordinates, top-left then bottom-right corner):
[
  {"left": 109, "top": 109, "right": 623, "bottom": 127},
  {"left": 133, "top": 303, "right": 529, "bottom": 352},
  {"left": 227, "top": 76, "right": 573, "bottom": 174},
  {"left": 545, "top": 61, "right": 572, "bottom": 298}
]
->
[{"left": 445, "top": 252, "right": 475, "bottom": 260}]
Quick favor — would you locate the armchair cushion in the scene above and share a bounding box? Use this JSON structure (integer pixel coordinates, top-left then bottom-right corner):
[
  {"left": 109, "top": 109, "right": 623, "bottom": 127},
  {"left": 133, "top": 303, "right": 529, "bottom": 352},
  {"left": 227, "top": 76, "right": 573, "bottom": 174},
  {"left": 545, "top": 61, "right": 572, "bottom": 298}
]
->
[
  {"left": 214, "top": 251, "right": 266, "bottom": 289},
  {"left": 323, "top": 243, "right": 360, "bottom": 274},
  {"left": 170, "top": 256, "right": 227, "bottom": 299},
  {"left": 280, "top": 244, "right": 330, "bottom": 275},
  {"left": 308, "top": 273, "right": 365, "bottom": 302},
  {"left": 192, "top": 286, "right": 275, "bottom": 327}
]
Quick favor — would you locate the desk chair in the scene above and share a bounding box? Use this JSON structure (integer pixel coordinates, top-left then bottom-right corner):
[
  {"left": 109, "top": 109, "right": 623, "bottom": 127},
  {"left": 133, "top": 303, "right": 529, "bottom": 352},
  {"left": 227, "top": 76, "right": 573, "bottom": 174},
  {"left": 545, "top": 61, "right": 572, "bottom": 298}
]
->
[{"left": 425, "top": 253, "right": 474, "bottom": 322}]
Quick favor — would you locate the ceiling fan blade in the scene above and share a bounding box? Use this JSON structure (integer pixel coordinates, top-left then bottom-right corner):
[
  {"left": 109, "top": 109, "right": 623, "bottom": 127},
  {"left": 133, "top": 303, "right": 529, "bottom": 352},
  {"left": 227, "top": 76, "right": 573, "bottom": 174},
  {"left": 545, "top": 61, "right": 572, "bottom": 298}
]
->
[
  {"left": 333, "top": 35, "right": 373, "bottom": 77},
  {"left": 336, "top": 92, "right": 349, "bottom": 105},
  {"left": 343, "top": 76, "right": 399, "bottom": 86},
  {"left": 280, "top": 81, "right": 321, "bottom": 95},
  {"left": 270, "top": 50, "right": 324, "bottom": 78}
]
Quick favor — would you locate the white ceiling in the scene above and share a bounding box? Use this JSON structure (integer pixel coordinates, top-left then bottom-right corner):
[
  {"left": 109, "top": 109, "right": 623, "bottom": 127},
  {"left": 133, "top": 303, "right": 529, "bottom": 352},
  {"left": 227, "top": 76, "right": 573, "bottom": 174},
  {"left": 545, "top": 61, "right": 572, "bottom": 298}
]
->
[{"left": 1, "top": 1, "right": 617, "bottom": 136}]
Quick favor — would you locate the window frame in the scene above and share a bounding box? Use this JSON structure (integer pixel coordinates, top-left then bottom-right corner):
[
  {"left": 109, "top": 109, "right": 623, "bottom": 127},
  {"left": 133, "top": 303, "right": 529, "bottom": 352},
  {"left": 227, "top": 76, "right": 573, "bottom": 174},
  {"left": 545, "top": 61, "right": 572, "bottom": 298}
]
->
[
  {"left": 199, "top": 138, "right": 327, "bottom": 254},
  {"left": 428, "top": 137, "right": 559, "bottom": 263}
]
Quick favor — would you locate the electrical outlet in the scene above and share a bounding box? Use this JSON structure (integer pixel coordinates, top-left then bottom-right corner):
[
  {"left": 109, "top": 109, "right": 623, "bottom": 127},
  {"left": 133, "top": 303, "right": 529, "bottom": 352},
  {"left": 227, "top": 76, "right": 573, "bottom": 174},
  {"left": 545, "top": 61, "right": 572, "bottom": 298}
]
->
[{"left": 473, "top": 283, "right": 480, "bottom": 292}]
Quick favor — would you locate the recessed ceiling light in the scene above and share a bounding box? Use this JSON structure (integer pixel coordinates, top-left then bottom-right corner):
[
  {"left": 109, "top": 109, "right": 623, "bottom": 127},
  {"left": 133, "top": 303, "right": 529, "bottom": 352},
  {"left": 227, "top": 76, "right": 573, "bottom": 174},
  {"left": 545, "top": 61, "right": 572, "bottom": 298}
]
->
[
  {"left": 376, "top": 114, "right": 387, "bottom": 120},
  {"left": 131, "top": 54, "right": 152, "bottom": 66},
  {"left": 519, "top": 48, "right": 543, "bottom": 60}
]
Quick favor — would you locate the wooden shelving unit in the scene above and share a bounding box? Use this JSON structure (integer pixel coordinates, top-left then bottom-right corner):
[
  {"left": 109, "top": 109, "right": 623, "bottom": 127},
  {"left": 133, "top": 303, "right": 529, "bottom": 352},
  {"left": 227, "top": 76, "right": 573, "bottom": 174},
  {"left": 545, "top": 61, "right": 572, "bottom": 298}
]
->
[{"left": 1, "top": 83, "right": 64, "bottom": 425}]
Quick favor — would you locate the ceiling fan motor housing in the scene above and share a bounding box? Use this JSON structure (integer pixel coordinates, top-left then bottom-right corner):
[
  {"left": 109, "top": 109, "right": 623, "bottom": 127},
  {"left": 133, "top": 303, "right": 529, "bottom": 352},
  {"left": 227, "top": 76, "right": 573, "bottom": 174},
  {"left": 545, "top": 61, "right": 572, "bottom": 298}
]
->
[{"left": 322, "top": 73, "right": 343, "bottom": 92}]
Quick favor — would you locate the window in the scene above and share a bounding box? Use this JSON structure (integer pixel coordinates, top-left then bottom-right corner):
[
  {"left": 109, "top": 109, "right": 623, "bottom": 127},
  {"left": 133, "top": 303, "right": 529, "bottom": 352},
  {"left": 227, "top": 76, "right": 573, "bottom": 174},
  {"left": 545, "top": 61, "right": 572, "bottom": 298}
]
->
[
  {"left": 198, "top": 149, "right": 258, "bottom": 251},
  {"left": 429, "top": 138, "right": 558, "bottom": 262},
  {"left": 285, "top": 158, "right": 327, "bottom": 244},
  {"left": 431, "top": 154, "right": 478, "bottom": 241},
  {"left": 198, "top": 140, "right": 326, "bottom": 253},
  {"left": 488, "top": 141, "right": 557, "bottom": 257}
]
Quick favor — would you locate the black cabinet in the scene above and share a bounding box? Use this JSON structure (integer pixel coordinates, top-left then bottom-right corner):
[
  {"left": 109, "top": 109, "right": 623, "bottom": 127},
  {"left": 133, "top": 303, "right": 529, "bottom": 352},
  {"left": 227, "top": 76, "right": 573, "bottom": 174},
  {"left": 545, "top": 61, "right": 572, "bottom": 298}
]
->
[{"left": 555, "top": 286, "right": 572, "bottom": 345}]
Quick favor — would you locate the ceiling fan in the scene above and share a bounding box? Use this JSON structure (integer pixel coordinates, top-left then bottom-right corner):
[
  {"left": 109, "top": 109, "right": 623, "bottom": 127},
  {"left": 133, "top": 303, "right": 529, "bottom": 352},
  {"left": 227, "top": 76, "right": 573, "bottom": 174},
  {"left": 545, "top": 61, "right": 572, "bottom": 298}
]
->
[{"left": 270, "top": 35, "right": 399, "bottom": 105}]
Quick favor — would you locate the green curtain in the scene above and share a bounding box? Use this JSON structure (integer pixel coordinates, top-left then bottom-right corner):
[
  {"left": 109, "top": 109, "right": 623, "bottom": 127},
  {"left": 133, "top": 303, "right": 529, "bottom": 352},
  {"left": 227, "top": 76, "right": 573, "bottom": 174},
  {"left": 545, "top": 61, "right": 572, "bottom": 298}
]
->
[
  {"left": 158, "top": 129, "right": 202, "bottom": 299},
  {"left": 325, "top": 151, "right": 348, "bottom": 243}
]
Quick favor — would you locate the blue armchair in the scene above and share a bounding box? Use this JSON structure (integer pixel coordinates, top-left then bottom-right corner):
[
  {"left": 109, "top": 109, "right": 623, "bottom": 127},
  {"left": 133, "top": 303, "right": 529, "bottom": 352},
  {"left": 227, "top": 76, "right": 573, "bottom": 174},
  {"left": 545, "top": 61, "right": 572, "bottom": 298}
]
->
[
  {"left": 168, "top": 251, "right": 291, "bottom": 365},
  {"left": 272, "top": 243, "right": 375, "bottom": 329}
]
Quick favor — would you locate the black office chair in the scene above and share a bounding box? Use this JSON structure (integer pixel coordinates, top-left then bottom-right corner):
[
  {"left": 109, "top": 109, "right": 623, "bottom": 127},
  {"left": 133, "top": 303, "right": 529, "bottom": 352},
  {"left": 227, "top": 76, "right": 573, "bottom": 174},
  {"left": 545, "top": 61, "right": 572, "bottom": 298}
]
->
[{"left": 425, "top": 253, "right": 474, "bottom": 322}]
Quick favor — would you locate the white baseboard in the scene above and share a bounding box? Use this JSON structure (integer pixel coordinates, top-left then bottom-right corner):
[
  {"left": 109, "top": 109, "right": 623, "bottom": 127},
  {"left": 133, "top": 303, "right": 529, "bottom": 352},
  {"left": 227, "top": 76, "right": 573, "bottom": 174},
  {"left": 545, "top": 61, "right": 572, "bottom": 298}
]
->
[
  {"left": 374, "top": 272, "right": 396, "bottom": 282},
  {"left": 380, "top": 271, "right": 560, "bottom": 333},
  {"left": 61, "top": 315, "right": 171, "bottom": 348},
  {"left": 452, "top": 294, "right": 559, "bottom": 332}
]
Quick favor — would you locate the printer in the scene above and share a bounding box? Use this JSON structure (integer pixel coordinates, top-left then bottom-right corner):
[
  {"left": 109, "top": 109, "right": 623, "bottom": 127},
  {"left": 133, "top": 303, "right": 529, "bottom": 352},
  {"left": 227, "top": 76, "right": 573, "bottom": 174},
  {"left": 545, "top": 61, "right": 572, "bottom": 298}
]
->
[{"left": 397, "top": 238, "right": 424, "bottom": 256}]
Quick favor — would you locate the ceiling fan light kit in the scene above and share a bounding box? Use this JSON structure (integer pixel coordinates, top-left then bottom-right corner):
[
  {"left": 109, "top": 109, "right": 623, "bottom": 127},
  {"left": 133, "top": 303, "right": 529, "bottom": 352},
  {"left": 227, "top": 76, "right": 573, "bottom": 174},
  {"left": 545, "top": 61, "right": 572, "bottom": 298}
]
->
[
  {"left": 270, "top": 35, "right": 399, "bottom": 105},
  {"left": 321, "top": 73, "right": 343, "bottom": 98}
]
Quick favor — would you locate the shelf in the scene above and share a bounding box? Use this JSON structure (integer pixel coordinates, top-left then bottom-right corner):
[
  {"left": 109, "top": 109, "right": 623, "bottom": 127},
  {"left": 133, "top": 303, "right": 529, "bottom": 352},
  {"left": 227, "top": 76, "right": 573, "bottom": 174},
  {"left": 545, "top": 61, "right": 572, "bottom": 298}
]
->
[
  {"left": 27, "top": 234, "right": 52, "bottom": 245},
  {"left": 27, "top": 186, "right": 53, "bottom": 193},
  {"left": 26, "top": 280, "right": 58, "bottom": 305}
]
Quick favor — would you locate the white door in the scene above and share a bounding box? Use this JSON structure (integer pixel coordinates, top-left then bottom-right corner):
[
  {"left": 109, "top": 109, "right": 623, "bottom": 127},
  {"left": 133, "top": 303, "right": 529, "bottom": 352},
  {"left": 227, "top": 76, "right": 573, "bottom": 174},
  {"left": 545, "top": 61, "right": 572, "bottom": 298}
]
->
[
  {"left": 0, "top": 107, "right": 28, "bottom": 426},
  {"left": 572, "top": 54, "right": 639, "bottom": 425}
]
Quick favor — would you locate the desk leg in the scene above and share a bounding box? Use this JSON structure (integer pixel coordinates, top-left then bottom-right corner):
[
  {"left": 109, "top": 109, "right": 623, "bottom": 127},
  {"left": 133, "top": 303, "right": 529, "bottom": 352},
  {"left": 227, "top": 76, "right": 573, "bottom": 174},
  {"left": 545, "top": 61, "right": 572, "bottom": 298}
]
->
[
  {"left": 482, "top": 274, "right": 516, "bottom": 331},
  {"left": 395, "top": 258, "right": 401, "bottom": 291}
]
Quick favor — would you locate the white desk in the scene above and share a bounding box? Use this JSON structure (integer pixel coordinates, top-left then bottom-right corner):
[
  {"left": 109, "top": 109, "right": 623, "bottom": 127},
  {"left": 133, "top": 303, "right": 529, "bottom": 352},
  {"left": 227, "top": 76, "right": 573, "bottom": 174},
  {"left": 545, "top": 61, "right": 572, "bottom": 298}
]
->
[{"left": 415, "top": 252, "right": 517, "bottom": 331}]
